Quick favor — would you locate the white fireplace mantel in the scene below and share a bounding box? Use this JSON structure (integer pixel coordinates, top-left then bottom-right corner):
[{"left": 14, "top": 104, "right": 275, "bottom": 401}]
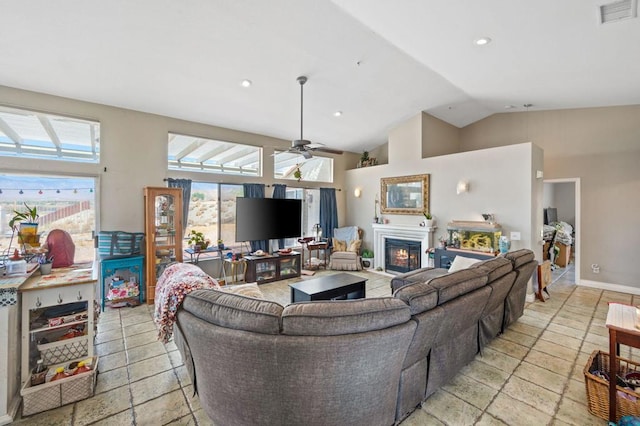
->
[{"left": 372, "top": 223, "right": 435, "bottom": 270}]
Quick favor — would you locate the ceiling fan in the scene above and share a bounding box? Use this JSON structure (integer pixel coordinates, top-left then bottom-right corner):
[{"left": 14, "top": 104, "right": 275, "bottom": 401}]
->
[{"left": 286, "top": 76, "right": 343, "bottom": 159}]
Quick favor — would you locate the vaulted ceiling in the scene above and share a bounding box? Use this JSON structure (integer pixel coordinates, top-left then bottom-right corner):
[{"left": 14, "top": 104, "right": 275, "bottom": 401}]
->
[{"left": 1, "top": 0, "right": 638, "bottom": 154}]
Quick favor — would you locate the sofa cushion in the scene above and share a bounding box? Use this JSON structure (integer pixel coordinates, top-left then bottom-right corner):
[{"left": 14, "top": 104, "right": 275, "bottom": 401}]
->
[
  {"left": 333, "top": 238, "right": 347, "bottom": 251},
  {"left": 448, "top": 255, "right": 481, "bottom": 272},
  {"left": 390, "top": 268, "right": 449, "bottom": 292},
  {"left": 394, "top": 282, "right": 438, "bottom": 315},
  {"left": 182, "top": 289, "right": 283, "bottom": 335},
  {"left": 505, "top": 249, "right": 535, "bottom": 269},
  {"left": 428, "top": 269, "right": 488, "bottom": 305},
  {"left": 347, "top": 239, "right": 362, "bottom": 253},
  {"left": 281, "top": 298, "right": 410, "bottom": 336},
  {"left": 468, "top": 256, "right": 513, "bottom": 282}
]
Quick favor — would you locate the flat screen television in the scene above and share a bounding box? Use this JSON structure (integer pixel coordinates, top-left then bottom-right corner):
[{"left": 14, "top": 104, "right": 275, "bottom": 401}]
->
[{"left": 235, "top": 197, "right": 302, "bottom": 242}]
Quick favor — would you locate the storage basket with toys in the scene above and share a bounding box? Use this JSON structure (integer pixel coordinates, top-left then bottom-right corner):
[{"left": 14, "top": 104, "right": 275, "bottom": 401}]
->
[
  {"left": 20, "top": 356, "right": 98, "bottom": 416},
  {"left": 584, "top": 350, "right": 640, "bottom": 421}
]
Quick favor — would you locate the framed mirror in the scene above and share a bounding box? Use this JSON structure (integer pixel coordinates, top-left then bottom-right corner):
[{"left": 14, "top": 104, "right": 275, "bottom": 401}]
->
[{"left": 381, "top": 174, "right": 430, "bottom": 215}]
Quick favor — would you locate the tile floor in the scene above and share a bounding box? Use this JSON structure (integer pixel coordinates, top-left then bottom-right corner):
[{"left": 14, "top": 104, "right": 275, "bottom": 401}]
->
[{"left": 12, "top": 264, "right": 623, "bottom": 425}]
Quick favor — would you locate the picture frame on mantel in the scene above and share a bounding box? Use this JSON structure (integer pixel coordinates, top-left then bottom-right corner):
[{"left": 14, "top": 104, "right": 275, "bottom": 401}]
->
[{"left": 380, "top": 174, "right": 430, "bottom": 215}]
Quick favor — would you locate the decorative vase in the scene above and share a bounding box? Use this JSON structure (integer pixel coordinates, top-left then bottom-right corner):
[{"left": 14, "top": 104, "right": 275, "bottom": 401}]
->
[{"left": 424, "top": 219, "right": 434, "bottom": 228}]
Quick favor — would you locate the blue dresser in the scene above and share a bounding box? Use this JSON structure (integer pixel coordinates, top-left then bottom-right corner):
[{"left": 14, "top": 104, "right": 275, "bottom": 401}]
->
[{"left": 100, "top": 255, "right": 145, "bottom": 311}]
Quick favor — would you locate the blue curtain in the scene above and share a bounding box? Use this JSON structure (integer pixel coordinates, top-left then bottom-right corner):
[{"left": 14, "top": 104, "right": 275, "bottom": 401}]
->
[
  {"left": 272, "top": 184, "right": 287, "bottom": 249},
  {"left": 166, "top": 178, "right": 191, "bottom": 238},
  {"left": 242, "top": 183, "right": 268, "bottom": 252},
  {"left": 319, "top": 188, "right": 338, "bottom": 245}
]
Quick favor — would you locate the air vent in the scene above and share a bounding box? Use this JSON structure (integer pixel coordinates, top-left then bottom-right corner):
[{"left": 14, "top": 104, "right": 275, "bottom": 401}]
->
[{"left": 599, "top": 0, "right": 637, "bottom": 23}]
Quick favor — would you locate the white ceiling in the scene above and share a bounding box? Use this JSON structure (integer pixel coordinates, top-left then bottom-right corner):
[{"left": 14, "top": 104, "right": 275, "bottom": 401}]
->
[{"left": 1, "top": 0, "right": 639, "bottom": 154}]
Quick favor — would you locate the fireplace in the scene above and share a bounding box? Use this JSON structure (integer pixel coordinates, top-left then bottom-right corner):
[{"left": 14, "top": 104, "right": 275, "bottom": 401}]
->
[{"left": 385, "top": 238, "right": 421, "bottom": 274}]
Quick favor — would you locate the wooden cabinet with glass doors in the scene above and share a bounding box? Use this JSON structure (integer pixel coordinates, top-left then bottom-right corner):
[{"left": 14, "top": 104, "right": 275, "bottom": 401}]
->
[{"left": 144, "top": 187, "right": 183, "bottom": 304}]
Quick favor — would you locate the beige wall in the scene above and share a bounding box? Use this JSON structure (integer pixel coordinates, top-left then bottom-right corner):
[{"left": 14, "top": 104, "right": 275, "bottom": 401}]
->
[
  {"left": 421, "top": 112, "right": 460, "bottom": 158},
  {"left": 0, "top": 85, "right": 350, "bottom": 232},
  {"left": 460, "top": 105, "right": 640, "bottom": 288},
  {"left": 345, "top": 109, "right": 542, "bottom": 288}
]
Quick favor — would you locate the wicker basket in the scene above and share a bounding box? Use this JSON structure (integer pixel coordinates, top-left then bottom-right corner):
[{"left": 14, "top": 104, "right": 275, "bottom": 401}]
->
[
  {"left": 21, "top": 356, "right": 98, "bottom": 416},
  {"left": 37, "top": 335, "right": 88, "bottom": 365},
  {"left": 584, "top": 350, "right": 640, "bottom": 421}
]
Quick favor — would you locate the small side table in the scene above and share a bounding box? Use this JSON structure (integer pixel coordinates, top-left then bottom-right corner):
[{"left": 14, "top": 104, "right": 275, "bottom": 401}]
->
[
  {"left": 606, "top": 303, "right": 640, "bottom": 422},
  {"left": 306, "top": 241, "right": 329, "bottom": 269},
  {"left": 224, "top": 258, "right": 247, "bottom": 284},
  {"left": 185, "top": 246, "right": 229, "bottom": 283}
]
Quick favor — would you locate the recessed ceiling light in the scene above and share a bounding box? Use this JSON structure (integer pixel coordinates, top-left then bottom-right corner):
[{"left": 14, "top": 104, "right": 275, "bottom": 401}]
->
[
  {"left": 333, "top": 111, "right": 343, "bottom": 117},
  {"left": 474, "top": 37, "right": 492, "bottom": 46},
  {"left": 241, "top": 79, "right": 252, "bottom": 87}
]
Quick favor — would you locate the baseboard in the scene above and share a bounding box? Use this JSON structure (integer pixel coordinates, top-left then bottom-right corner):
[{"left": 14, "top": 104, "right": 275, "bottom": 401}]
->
[
  {"left": 579, "top": 279, "right": 640, "bottom": 296},
  {"left": 0, "top": 396, "right": 20, "bottom": 425}
]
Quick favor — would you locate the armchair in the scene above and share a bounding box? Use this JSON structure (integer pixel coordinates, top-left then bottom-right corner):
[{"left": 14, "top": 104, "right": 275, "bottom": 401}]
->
[{"left": 328, "top": 226, "right": 363, "bottom": 271}]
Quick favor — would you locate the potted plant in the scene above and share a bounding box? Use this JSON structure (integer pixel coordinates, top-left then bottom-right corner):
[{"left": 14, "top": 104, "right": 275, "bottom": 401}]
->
[
  {"left": 187, "top": 230, "right": 209, "bottom": 252},
  {"left": 359, "top": 151, "right": 369, "bottom": 168},
  {"left": 9, "top": 203, "right": 40, "bottom": 246},
  {"left": 358, "top": 151, "right": 377, "bottom": 168},
  {"left": 423, "top": 211, "right": 435, "bottom": 228},
  {"left": 361, "top": 249, "right": 374, "bottom": 269},
  {"left": 217, "top": 239, "right": 225, "bottom": 250},
  {"left": 293, "top": 165, "right": 302, "bottom": 182}
]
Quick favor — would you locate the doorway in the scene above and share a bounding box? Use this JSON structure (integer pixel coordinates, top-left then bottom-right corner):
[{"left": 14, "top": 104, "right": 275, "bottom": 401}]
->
[{"left": 543, "top": 178, "right": 580, "bottom": 284}]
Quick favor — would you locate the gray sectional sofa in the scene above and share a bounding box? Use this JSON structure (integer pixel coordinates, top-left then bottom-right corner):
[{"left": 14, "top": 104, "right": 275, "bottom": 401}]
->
[{"left": 173, "top": 249, "right": 536, "bottom": 426}]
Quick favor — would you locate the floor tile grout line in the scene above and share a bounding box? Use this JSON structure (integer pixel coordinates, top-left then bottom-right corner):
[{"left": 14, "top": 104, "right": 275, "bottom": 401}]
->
[
  {"left": 120, "top": 308, "right": 139, "bottom": 426},
  {"left": 471, "top": 284, "right": 582, "bottom": 425},
  {"left": 549, "top": 287, "right": 603, "bottom": 424}
]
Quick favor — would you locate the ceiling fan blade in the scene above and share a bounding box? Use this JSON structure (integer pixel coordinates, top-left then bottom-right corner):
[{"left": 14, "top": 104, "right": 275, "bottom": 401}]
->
[
  {"left": 306, "top": 143, "right": 325, "bottom": 149},
  {"left": 311, "top": 146, "right": 343, "bottom": 155},
  {"left": 301, "top": 150, "right": 313, "bottom": 159}
]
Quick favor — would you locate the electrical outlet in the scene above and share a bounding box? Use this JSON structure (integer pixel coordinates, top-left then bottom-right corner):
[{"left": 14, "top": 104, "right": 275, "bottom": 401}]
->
[
  {"left": 510, "top": 231, "right": 521, "bottom": 241},
  {"left": 591, "top": 263, "right": 600, "bottom": 274}
]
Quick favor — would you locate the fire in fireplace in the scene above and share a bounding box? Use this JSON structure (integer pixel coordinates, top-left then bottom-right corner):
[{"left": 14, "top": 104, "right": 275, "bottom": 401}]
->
[{"left": 385, "top": 238, "right": 421, "bottom": 274}]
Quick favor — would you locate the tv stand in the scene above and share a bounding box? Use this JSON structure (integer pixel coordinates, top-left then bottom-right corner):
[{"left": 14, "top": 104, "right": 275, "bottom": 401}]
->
[{"left": 244, "top": 252, "right": 301, "bottom": 284}]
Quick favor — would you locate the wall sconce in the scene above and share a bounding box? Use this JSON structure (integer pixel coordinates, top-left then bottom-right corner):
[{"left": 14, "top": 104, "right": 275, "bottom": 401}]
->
[
  {"left": 354, "top": 187, "right": 362, "bottom": 198},
  {"left": 456, "top": 181, "right": 469, "bottom": 195}
]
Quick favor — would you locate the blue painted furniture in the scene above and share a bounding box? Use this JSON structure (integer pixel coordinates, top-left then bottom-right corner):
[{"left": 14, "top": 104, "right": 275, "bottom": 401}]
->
[{"left": 100, "top": 255, "right": 144, "bottom": 311}]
